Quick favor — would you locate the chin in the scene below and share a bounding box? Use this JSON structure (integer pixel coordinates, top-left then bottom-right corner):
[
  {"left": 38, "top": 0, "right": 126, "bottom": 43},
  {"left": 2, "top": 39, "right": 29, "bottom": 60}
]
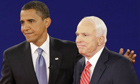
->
[
  {"left": 26, "top": 38, "right": 33, "bottom": 42},
  {"left": 78, "top": 50, "right": 85, "bottom": 56}
]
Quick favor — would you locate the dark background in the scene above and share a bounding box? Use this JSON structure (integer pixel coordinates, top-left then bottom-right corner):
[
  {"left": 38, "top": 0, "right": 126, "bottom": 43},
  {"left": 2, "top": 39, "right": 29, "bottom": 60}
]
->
[{"left": 0, "top": 0, "right": 139, "bottom": 82}]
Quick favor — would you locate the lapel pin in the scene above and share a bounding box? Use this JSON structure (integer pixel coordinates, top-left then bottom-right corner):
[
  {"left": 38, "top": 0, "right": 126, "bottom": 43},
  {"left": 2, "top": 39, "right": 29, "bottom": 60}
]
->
[{"left": 55, "top": 57, "right": 59, "bottom": 60}]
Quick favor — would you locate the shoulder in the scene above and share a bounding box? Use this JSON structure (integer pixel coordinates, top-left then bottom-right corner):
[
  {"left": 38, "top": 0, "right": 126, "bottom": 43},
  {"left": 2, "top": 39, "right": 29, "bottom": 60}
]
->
[
  {"left": 98, "top": 47, "right": 133, "bottom": 70},
  {"left": 102, "top": 47, "right": 130, "bottom": 63},
  {"left": 50, "top": 37, "right": 76, "bottom": 45},
  {"left": 50, "top": 37, "right": 77, "bottom": 49},
  {"left": 105, "top": 48, "right": 139, "bottom": 83},
  {"left": 103, "top": 48, "right": 133, "bottom": 70},
  {"left": 4, "top": 41, "right": 29, "bottom": 55},
  {"left": 109, "top": 50, "right": 130, "bottom": 63}
]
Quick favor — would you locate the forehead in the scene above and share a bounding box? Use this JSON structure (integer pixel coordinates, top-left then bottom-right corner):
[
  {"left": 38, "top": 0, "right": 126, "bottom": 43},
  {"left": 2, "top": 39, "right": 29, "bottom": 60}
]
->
[
  {"left": 20, "top": 9, "right": 40, "bottom": 20},
  {"left": 20, "top": 9, "right": 36, "bottom": 15},
  {"left": 76, "top": 20, "right": 96, "bottom": 33}
]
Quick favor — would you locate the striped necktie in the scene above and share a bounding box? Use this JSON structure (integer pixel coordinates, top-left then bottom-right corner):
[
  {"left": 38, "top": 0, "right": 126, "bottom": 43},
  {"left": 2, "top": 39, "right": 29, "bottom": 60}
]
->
[{"left": 80, "top": 61, "right": 92, "bottom": 84}]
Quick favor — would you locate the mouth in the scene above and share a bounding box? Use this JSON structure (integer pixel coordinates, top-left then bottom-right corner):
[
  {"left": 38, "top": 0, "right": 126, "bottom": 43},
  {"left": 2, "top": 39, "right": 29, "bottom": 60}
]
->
[
  {"left": 24, "top": 32, "right": 33, "bottom": 37},
  {"left": 77, "top": 45, "right": 85, "bottom": 48}
]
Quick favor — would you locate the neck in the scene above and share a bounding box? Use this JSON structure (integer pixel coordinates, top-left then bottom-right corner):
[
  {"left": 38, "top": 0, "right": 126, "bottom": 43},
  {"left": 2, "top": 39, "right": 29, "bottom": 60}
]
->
[{"left": 33, "top": 33, "right": 48, "bottom": 47}]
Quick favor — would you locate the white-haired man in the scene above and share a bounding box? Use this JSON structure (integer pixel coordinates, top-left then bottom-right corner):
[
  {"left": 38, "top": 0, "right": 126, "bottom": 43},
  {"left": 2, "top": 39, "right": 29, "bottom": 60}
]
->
[{"left": 73, "top": 16, "right": 139, "bottom": 84}]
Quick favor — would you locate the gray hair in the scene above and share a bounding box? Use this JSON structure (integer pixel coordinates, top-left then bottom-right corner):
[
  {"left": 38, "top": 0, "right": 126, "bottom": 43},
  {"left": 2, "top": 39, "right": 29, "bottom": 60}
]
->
[{"left": 82, "top": 16, "right": 107, "bottom": 43}]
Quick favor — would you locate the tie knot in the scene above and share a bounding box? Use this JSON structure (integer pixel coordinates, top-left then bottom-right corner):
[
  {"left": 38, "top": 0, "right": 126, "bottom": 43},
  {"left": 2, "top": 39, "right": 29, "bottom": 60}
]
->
[
  {"left": 86, "top": 61, "right": 92, "bottom": 68},
  {"left": 37, "top": 48, "right": 43, "bottom": 56}
]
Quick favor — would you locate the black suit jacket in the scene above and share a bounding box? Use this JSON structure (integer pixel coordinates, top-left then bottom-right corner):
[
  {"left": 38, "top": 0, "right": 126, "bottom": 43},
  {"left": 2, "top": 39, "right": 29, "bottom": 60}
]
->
[
  {"left": 0, "top": 37, "right": 82, "bottom": 84},
  {"left": 73, "top": 47, "right": 139, "bottom": 84}
]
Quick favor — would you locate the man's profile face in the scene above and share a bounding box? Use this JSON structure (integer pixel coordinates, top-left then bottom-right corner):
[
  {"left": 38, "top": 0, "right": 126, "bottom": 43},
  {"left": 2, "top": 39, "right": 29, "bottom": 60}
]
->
[
  {"left": 76, "top": 20, "right": 99, "bottom": 57},
  {"left": 20, "top": 9, "right": 47, "bottom": 45}
]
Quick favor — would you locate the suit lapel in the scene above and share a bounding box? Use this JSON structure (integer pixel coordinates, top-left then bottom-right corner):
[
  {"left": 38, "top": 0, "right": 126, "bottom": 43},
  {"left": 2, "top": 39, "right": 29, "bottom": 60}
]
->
[
  {"left": 49, "top": 37, "right": 62, "bottom": 84},
  {"left": 90, "top": 47, "right": 109, "bottom": 84},
  {"left": 18, "top": 41, "right": 38, "bottom": 84}
]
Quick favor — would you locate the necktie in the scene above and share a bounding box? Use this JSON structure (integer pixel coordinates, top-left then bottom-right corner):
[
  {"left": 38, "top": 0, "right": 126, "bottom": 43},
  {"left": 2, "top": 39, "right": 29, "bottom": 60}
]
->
[
  {"left": 36, "top": 48, "right": 47, "bottom": 84},
  {"left": 80, "top": 61, "right": 92, "bottom": 84}
]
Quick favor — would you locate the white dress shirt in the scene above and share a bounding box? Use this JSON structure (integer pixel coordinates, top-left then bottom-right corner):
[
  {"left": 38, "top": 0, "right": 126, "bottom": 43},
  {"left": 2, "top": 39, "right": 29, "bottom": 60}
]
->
[
  {"left": 85, "top": 47, "right": 104, "bottom": 80},
  {"left": 30, "top": 34, "right": 50, "bottom": 83}
]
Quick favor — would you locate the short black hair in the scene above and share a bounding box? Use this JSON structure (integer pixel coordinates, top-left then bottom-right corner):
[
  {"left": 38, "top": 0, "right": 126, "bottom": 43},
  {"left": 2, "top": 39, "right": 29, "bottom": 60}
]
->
[{"left": 21, "top": 1, "right": 50, "bottom": 20}]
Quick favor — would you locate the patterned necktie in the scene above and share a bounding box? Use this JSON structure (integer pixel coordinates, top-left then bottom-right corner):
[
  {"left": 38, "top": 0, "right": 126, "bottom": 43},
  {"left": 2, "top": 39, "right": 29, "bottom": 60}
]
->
[
  {"left": 80, "top": 61, "right": 92, "bottom": 84},
  {"left": 36, "top": 48, "right": 47, "bottom": 84}
]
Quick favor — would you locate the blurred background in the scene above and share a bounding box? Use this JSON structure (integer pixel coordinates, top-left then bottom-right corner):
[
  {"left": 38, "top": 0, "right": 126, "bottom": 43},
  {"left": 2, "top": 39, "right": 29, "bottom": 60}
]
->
[{"left": 0, "top": 0, "right": 139, "bottom": 82}]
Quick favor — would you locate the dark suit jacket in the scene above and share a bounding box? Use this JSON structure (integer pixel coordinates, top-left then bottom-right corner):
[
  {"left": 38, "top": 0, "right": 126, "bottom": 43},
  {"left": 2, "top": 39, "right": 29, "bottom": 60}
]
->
[
  {"left": 0, "top": 37, "right": 82, "bottom": 84},
  {"left": 73, "top": 47, "right": 139, "bottom": 84}
]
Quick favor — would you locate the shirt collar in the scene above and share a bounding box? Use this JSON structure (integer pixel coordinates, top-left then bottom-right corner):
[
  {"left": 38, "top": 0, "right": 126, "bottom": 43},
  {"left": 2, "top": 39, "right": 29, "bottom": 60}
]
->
[{"left": 85, "top": 47, "right": 104, "bottom": 66}]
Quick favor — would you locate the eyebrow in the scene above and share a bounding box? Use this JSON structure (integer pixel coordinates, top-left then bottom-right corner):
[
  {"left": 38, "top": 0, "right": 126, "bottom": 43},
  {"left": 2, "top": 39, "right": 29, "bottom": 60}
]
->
[
  {"left": 20, "top": 19, "right": 35, "bottom": 22},
  {"left": 27, "top": 19, "right": 35, "bottom": 21},
  {"left": 75, "top": 32, "right": 87, "bottom": 35}
]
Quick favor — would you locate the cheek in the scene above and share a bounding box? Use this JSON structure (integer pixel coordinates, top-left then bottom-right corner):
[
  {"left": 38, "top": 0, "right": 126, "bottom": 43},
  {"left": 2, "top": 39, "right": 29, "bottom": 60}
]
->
[
  {"left": 75, "top": 38, "right": 77, "bottom": 43},
  {"left": 75, "top": 39, "right": 79, "bottom": 45},
  {"left": 87, "top": 41, "right": 97, "bottom": 51},
  {"left": 21, "top": 27, "right": 24, "bottom": 33}
]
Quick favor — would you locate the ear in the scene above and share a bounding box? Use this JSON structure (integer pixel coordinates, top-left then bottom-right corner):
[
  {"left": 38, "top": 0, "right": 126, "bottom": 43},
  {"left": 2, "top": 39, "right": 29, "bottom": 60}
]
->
[
  {"left": 97, "top": 35, "right": 105, "bottom": 46},
  {"left": 44, "top": 17, "right": 51, "bottom": 29}
]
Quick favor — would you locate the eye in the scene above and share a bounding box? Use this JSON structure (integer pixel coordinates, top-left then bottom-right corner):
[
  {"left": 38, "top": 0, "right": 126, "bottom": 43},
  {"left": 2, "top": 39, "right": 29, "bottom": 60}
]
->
[
  {"left": 28, "top": 20, "right": 33, "bottom": 23},
  {"left": 20, "top": 21, "right": 24, "bottom": 25},
  {"left": 83, "top": 34, "right": 88, "bottom": 36},
  {"left": 76, "top": 33, "right": 79, "bottom": 36},
  {"left": 28, "top": 19, "right": 35, "bottom": 23}
]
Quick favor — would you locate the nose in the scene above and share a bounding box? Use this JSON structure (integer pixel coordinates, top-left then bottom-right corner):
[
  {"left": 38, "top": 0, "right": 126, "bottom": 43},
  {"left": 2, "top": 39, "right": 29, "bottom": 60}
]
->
[
  {"left": 21, "top": 23, "right": 30, "bottom": 31},
  {"left": 76, "top": 35, "right": 82, "bottom": 43}
]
